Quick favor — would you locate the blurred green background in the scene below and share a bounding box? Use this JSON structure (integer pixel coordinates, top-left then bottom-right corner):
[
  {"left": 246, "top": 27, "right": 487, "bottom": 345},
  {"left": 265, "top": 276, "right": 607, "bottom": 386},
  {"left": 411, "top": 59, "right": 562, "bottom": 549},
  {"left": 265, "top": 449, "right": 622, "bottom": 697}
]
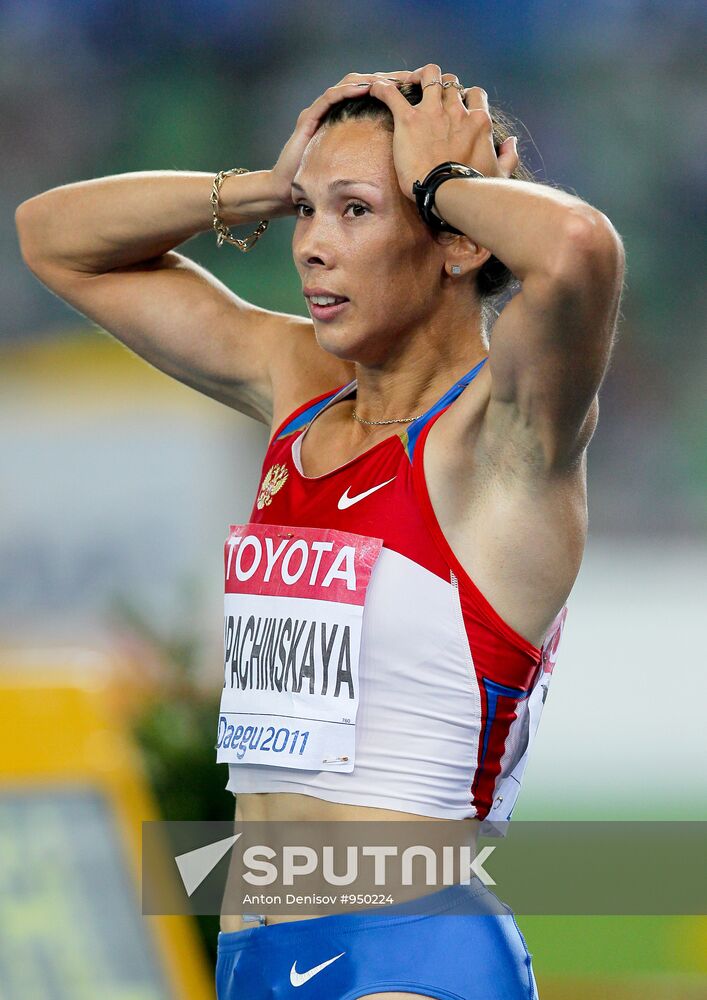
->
[{"left": 1, "top": 1, "right": 705, "bottom": 997}]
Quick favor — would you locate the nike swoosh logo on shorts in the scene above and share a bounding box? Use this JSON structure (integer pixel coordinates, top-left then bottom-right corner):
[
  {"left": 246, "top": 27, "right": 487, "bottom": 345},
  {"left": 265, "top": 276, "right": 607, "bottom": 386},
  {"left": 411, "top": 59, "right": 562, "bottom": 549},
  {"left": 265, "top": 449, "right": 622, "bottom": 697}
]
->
[
  {"left": 290, "top": 951, "right": 345, "bottom": 986},
  {"left": 337, "top": 477, "right": 396, "bottom": 509}
]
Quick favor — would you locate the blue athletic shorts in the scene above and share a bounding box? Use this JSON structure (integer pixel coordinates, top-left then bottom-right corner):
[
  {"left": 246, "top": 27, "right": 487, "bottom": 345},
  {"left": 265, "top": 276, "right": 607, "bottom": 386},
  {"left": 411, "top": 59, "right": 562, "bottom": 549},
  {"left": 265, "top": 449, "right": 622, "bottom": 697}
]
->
[{"left": 216, "top": 877, "right": 538, "bottom": 999}]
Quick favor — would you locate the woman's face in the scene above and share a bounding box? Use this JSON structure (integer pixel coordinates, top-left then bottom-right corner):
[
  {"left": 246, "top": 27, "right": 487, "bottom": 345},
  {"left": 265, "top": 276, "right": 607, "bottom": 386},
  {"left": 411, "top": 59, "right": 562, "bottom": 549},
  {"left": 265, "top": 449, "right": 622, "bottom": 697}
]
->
[{"left": 291, "top": 118, "right": 451, "bottom": 365}]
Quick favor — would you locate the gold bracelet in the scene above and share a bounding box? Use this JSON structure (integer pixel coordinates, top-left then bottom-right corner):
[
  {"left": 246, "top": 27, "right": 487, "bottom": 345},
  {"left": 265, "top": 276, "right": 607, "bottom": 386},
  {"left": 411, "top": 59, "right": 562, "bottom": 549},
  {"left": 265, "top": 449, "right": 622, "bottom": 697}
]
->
[{"left": 210, "top": 167, "right": 269, "bottom": 252}]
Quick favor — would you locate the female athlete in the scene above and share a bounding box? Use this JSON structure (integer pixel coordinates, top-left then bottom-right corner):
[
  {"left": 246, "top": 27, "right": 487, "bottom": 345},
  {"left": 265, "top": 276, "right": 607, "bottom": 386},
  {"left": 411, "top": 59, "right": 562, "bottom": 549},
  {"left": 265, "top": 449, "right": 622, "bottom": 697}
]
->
[{"left": 16, "top": 63, "right": 625, "bottom": 1000}]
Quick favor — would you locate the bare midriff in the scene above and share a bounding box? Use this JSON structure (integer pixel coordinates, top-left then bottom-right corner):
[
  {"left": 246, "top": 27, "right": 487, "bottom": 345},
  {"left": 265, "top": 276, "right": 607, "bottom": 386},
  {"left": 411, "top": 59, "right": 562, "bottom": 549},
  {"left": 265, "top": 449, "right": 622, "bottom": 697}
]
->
[{"left": 219, "top": 792, "right": 481, "bottom": 932}]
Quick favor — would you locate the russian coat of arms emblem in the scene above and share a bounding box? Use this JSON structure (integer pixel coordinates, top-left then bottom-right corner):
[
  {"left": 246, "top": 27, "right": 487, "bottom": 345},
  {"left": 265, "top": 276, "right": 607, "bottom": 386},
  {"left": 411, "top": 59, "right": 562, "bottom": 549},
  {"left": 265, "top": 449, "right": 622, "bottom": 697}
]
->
[{"left": 256, "top": 463, "right": 289, "bottom": 510}]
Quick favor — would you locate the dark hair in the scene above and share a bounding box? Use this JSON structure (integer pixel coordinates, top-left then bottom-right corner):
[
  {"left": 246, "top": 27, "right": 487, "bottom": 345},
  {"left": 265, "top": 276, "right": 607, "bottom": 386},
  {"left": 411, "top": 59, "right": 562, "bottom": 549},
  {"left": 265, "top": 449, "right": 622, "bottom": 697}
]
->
[{"left": 320, "top": 82, "right": 537, "bottom": 342}]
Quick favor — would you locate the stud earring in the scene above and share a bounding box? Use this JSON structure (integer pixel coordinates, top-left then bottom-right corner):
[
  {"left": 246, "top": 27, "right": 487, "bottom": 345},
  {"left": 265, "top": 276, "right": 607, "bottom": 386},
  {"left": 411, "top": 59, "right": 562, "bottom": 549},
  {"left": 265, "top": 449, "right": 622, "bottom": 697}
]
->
[{"left": 451, "top": 265, "right": 462, "bottom": 275}]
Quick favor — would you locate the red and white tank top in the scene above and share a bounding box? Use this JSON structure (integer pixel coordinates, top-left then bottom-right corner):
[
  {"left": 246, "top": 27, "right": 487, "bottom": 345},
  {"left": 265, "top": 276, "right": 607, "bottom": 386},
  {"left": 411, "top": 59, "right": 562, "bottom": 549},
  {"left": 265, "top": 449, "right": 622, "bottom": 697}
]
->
[{"left": 217, "top": 357, "right": 567, "bottom": 831}]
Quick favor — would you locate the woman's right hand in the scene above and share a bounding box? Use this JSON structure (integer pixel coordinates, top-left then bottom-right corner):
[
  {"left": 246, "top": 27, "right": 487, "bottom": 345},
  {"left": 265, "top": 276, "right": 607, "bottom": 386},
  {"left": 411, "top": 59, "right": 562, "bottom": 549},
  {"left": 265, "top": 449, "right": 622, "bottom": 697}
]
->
[{"left": 267, "top": 71, "right": 415, "bottom": 214}]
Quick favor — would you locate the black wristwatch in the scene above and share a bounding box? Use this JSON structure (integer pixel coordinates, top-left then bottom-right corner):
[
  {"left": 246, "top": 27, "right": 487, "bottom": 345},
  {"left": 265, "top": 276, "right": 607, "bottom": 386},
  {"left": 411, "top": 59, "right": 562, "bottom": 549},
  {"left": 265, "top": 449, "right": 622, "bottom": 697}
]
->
[{"left": 412, "top": 161, "right": 484, "bottom": 234}]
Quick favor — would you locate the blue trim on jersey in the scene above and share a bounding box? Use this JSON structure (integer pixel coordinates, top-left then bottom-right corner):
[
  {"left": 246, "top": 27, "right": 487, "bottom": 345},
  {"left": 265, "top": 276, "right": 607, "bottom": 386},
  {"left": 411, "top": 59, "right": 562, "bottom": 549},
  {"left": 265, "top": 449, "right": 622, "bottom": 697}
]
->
[
  {"left": 277, "top": 356, "right": 488, "bottom": 449},
  {"left": 406, "top": 356, "right": 489, "bottom": 462},
  {"left": 275, "top": 385, "right": 352, "bottom": 440},
  {"left": 215, "top": 880, "right": 538, "bottom": 999},
  {"left": 479, "top": 677, "right": 530, "bottom": 769}
]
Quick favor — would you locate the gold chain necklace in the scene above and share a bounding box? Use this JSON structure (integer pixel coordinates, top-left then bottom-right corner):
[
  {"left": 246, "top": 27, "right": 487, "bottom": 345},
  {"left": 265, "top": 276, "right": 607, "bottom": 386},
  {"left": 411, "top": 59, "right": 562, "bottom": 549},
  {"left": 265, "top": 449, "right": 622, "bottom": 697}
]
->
[{"left": 351, "top": 409, "right": 423, "bottom": 426}]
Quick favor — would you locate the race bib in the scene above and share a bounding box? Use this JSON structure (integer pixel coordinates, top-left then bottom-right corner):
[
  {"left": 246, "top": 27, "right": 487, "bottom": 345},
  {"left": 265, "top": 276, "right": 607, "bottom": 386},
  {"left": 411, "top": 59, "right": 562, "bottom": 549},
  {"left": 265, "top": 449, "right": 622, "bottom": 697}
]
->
[{"left": 216, "top": 523, "right": 383, "bottom": 773}]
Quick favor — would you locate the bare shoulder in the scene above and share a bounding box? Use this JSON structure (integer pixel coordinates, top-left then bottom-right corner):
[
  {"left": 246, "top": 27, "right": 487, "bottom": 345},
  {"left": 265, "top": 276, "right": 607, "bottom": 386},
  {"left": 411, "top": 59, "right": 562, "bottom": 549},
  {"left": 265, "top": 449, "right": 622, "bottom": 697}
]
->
[
  {"left": 426, "top": 224, "right": 619, "bottom": 641},
  {"left": 426, "top": 364, "right": 597, "bottom": 647},
  {"left": 266, "top": 314, "right": 355, "bottom": 439},
  {"left": 18, "top": 242, "right": 353, "bottom": 432}
]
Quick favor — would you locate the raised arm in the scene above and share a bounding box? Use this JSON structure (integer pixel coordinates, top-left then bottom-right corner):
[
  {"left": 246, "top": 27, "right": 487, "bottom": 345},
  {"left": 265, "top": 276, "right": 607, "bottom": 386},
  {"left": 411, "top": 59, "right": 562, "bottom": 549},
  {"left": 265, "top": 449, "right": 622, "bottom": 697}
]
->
[
  {"left": 435, "top": 171, "right": 625, "bottom": 470},
  {"left": 14, "top": 77, "right": 382, "bottom": 424},
  {"left": 14, "top": 169, "right": 301, "bottom": 423},
  {"left": 370, "top": 67, "right": 626, "bottom": 472}
]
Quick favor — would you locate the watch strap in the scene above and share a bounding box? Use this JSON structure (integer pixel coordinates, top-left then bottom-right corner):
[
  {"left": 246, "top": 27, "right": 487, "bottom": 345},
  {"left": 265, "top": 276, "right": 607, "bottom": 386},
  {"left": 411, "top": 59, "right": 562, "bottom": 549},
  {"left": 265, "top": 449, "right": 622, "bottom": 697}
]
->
[{"left": 412, "top": 161, "right": 484, "bottom": 235}]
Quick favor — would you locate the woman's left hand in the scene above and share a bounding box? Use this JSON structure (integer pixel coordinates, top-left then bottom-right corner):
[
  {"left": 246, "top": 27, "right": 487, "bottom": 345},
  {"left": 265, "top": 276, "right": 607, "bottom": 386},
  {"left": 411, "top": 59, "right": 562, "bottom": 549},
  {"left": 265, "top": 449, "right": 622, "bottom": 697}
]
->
[{"left": 369, "top": 63, "right": 519, "bottom": 200}]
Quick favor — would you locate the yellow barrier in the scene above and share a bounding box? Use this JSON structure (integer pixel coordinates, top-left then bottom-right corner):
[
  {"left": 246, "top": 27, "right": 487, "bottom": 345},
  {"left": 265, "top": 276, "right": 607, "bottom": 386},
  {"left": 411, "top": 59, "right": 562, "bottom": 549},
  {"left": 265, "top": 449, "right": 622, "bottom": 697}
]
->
[{"left": 0, "top": 652, "right": 215, "bottom": 1000}]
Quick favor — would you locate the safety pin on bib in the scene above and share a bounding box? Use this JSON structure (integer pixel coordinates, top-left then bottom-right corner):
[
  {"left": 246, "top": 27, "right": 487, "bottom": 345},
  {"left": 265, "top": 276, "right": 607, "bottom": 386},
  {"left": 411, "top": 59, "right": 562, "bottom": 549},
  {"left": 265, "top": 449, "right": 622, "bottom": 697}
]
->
[{"left": 322, "top": 756, "right": 349, "bottom": 764}]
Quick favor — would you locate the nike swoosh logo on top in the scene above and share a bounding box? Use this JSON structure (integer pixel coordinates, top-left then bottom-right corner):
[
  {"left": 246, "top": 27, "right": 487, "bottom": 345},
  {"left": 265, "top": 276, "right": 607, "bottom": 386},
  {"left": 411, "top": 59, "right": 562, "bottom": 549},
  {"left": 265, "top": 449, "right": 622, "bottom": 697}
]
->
[
  {"left": 337, "top": 477, "right": 396, "bottom": 510},
  {"left": 290, "top": 951, "right": 346, "bottom": 987}
]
